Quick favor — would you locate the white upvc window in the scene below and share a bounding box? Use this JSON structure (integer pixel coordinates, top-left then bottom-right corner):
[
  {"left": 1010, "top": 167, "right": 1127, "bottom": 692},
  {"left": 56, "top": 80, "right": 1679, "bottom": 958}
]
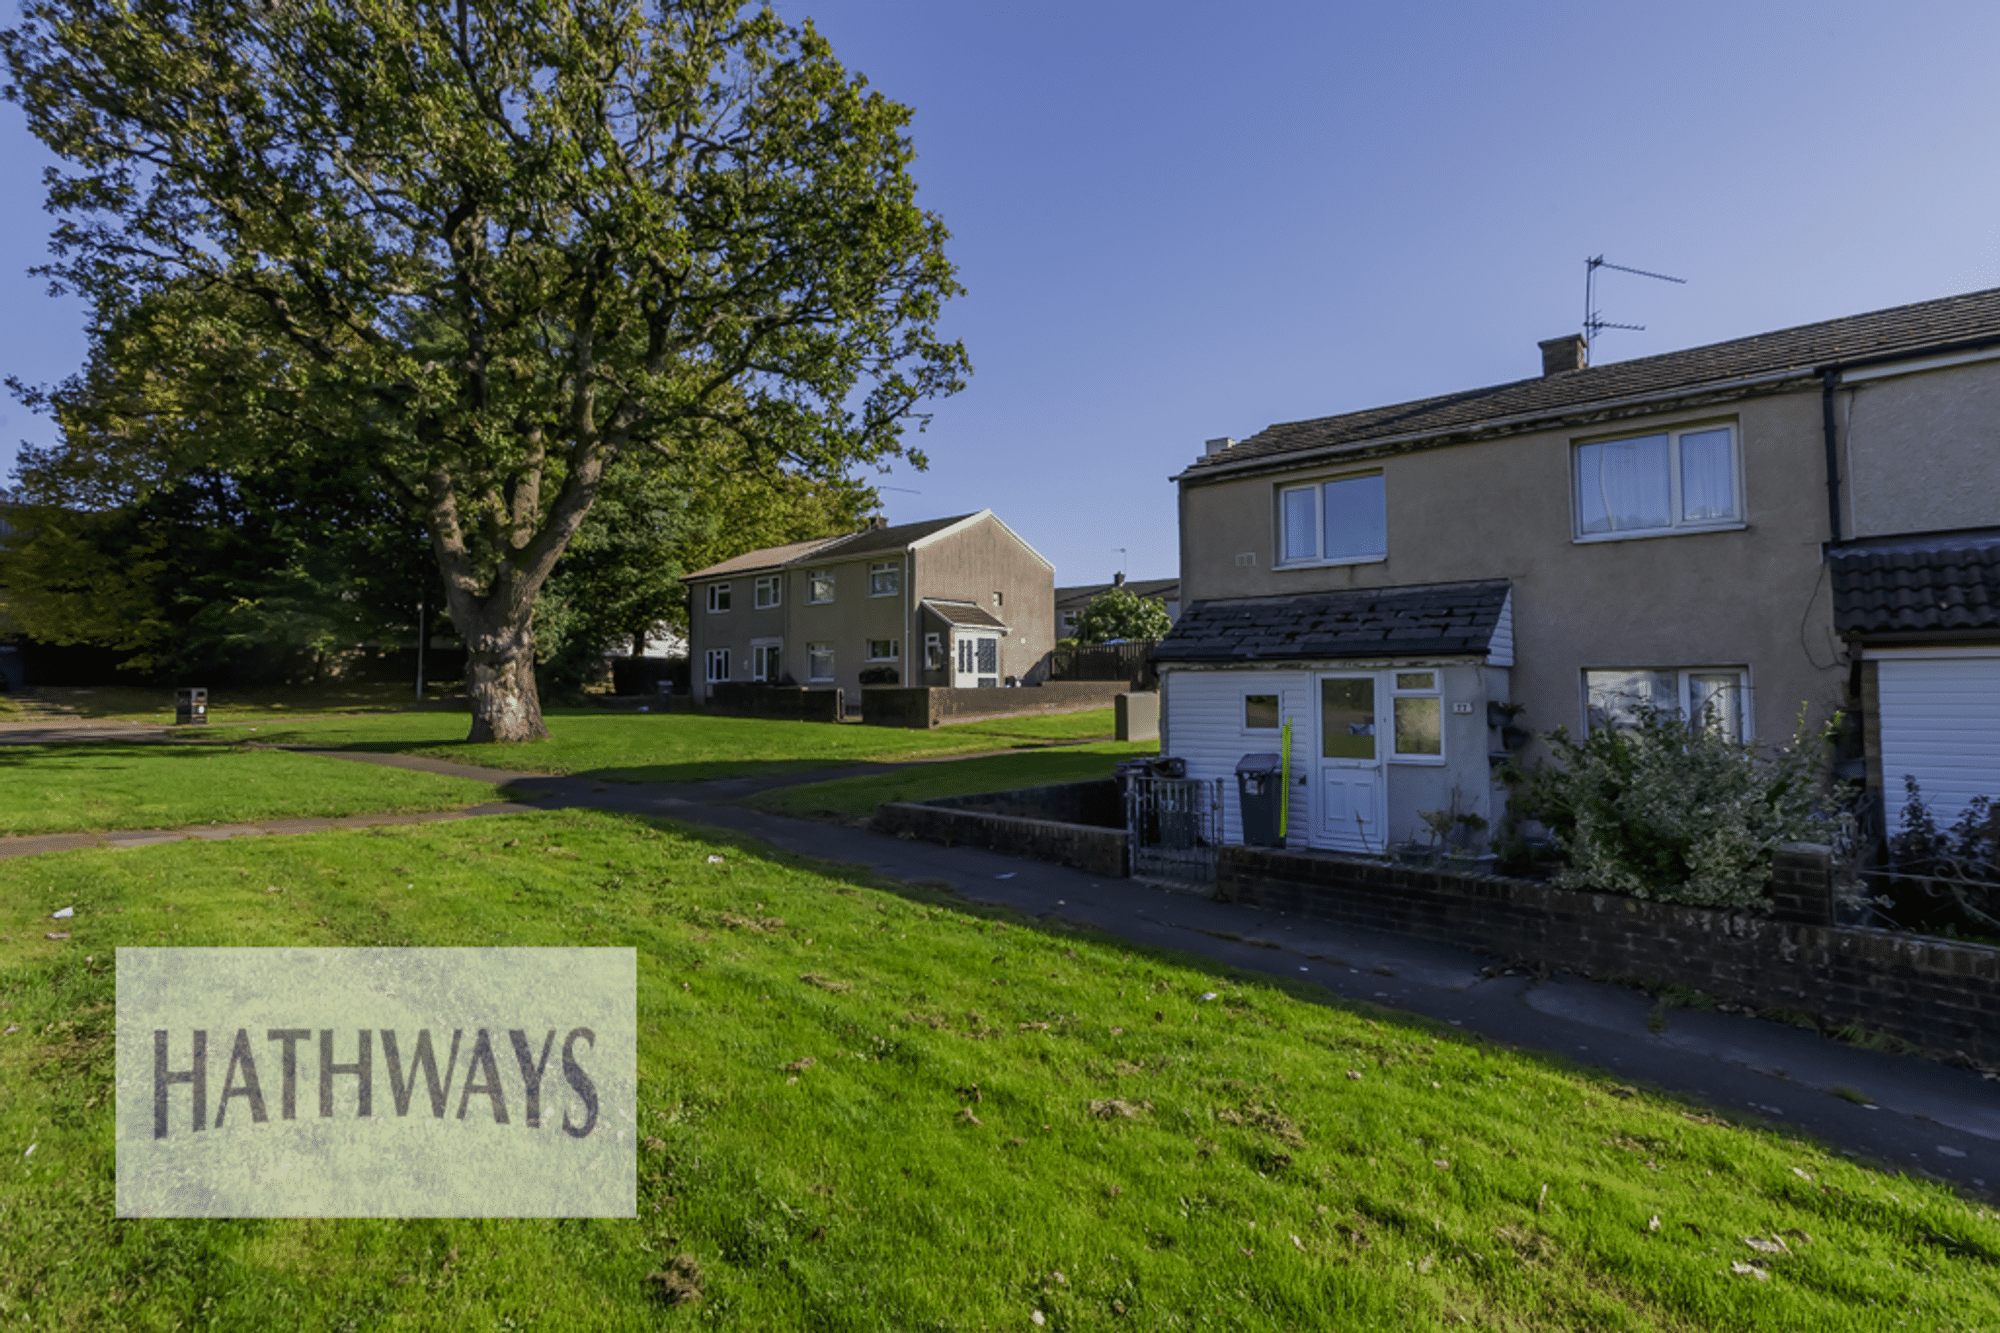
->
[
  {"left": 924, "top": 633, "right": 943, "bottom": 670},
  {"left": 867, "top": 638, "right": 899, "bottom": 662},
  {"left": 1388, "top": 669, "right": 1443, "bottom": 761},
  {"left": 869, "top": 560, "right": 901, "bottom": 597},
  {"left": 704, "top": 648, "right": 731, "bottom": 683},
  {"left": 808, "top": 569, "right": 835, "bottom": 604},
  {"left": 1585, "top": 667, "right": 1750, "bottom": 740},
  {"left": 1243, "top": 692, "right": 1280, "bottom": 733},
  {"left": 1060, "top": 611, "right": 1079, "bottom": 634},
  {"left": 754, "top": 575, "right": 782, "bottom": 609},
  {"left": 751, "top": 638, "right": 782, "bottom": 682},
  {"left": 808, "top": 642, "right": 835, "bottom": 681},
  {"left": 705, "top": 583, "right": 732, "bottom": 613},
  {"left": 1573, "top": 423, "right": 1741, "bottom": 540},
  {"left": 1277, "top": 472, "right": 1386, "bottom": 567}
]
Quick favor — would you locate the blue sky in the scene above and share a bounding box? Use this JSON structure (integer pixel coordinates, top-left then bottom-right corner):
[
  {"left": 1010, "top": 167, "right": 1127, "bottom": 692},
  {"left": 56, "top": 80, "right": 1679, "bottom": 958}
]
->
[{"left": 4, "top": 0, "right": 1998, "bottom": 587}]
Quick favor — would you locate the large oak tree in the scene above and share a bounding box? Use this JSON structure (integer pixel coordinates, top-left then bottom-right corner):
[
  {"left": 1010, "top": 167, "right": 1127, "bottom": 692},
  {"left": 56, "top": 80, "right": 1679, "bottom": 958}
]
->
[{"left": 2, "top": 0, "right": 966, "bottom": 739}]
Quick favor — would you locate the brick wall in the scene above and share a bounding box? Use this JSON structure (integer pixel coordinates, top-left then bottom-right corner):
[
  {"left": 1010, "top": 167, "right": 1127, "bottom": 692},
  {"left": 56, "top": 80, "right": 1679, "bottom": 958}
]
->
[
  {"left": 875, "top": 798, "right": 1128, "bottom": 878},
  {"left": 862, "top": 682, "right": 1133, "bottom": 728},
  {"left": 704, "top": 683, "right": 844, "bottom": 722},
  {"left": 1217, "top": 843, "right": 2000, "bottom": 1066}
]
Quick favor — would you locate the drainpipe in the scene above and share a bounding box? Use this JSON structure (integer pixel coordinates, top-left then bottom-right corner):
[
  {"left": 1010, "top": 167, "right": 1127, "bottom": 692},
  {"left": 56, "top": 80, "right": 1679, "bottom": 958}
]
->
[{"left": 1820, "top": 368, "right": 1843, "bottom": 542}]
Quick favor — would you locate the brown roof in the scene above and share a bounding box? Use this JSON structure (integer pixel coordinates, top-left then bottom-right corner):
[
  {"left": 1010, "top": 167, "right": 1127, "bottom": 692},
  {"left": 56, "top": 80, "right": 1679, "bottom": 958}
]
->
[
  {"left": 1181, "top": 287, "right": 2000, "bottom": 481},
  {"left": 1829, "top": 527, "right": 2000, "bottom": 639},
  {"left": 682, "top": 513, "right": 979, "bottom": 582},
  {"left": 681, "top": 535, "right": 846, "bottom": 580},
  {"left": 922, "top": 598, "right": 1008, "bottom": 630}
]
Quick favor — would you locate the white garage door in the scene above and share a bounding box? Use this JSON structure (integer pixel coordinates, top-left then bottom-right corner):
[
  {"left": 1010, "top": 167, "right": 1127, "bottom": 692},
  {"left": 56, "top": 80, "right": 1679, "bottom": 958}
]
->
[{"left": 1877, "top": 652, "right": 2000, "bottom": 830}]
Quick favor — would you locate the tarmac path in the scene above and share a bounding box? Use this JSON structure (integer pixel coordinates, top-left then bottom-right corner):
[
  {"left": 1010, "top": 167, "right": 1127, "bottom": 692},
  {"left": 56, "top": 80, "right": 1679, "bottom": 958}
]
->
[{"left": 2, "top": 731, "right": 1994, "bottom": 1200}]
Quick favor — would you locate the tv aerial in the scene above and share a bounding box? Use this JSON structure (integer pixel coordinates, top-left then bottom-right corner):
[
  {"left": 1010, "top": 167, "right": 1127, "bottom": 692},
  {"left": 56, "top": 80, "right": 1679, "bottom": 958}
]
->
[{"left": 1583, "top": 255, "right": 1686, "bottom": 362}]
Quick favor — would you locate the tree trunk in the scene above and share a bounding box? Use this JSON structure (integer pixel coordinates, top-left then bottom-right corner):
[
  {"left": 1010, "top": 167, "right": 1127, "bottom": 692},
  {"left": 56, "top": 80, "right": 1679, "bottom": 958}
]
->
[{"left": 463, "top": 615, "right": 547, "bottom": 743}]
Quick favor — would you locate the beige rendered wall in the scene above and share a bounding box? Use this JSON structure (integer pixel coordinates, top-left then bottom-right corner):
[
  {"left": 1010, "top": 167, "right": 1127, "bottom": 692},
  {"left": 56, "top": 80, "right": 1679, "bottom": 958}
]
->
[
  {"left": 686, "top": 574, "right": 788, "bottom": 702},
  {"left": 911, "top": 515, "right": 1056, "bottom": 682},
  {"left": 786, "top": 554, "right": 910, "bottom": 696},
  {"left": 1180, "top": 388, "right": 1847, "bottom": 749},
  {"left": 1839, "top": 358, "right": 2000, "bottom": 538}
]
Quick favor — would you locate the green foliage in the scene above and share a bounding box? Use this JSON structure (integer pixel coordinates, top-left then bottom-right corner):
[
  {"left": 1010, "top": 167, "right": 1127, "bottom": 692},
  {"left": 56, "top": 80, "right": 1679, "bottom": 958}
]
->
[
  {"left": 1529, "top": 704, "right": 1835, "bottom": 909},
  {"left": 1074, "top": 587, "right": 1172, "bottom": 644},
  {"left": 1882, "top": 777, "right": 2000, "bottom": 937},
  {"left": 3, "top": 0, "right": 967, "bottom": 738}
]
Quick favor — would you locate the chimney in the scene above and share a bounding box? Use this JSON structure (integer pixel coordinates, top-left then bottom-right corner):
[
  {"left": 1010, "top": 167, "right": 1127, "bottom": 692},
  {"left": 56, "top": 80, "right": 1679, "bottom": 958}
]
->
[
  {"left": 1204, "top": 437, "right": 1236, "bottom": 457},
  {"left": 1113, "top": 571, "right": 1125, "bottom": 587},
  {"left": 1538, "top": 334, "right": 1587, "bottom": 377},
  {"left": 869, "top": 515, "right": 889, "bottom": 531}
]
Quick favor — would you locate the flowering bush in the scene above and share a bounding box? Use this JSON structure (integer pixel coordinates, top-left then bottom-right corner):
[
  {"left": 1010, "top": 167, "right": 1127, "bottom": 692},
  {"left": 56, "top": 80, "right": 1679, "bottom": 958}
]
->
[{"left": 1528, "top": 704, "right": 1834, "bottom": 910}]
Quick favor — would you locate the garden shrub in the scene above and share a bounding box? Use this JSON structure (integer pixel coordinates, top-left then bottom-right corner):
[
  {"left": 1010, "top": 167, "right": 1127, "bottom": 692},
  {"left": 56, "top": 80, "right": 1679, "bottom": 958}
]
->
[
  {"left": 1882, "top": 777, "right": 2000, "bottom": 937},
  {"left": 1529, "top": 704, "right": 1834, "bottom": 910}
]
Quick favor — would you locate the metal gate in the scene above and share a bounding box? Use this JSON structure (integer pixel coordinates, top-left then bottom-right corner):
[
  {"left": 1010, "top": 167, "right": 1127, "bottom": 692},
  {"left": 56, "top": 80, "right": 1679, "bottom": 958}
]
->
[{"left": 1125, "top": 776, "right": 1222, "bottom": 890}]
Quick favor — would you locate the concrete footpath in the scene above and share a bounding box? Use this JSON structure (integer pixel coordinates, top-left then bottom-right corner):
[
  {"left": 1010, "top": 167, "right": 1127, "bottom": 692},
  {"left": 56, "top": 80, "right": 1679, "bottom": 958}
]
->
[{"left": 6, "top": 744, "right": 1997, "bottom": 1200}]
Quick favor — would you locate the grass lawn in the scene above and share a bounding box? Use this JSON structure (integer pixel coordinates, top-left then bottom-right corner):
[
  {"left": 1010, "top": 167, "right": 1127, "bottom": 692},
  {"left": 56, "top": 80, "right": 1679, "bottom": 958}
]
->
[
  {"left": 745, "top": 741, "right": 1156, "bottom": 822},
  {"left": 2, "top": 682, "right": 462, "bottom": 724},
  {"left": 195, "top": 708, "right": 1126, "bottom": 782},
  {"left": 3, "top": 809, "right": 1993, "bottom": 1330},
  {"left": 0, "top": 742, "right": 506, "bottom": 837}
]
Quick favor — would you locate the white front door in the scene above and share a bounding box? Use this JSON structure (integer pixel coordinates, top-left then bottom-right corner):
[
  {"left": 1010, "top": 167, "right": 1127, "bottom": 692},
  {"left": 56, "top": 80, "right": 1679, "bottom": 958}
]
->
[
  {"left": 954, "top": 632, "right": 1000, "bottom": 688},
  {"left": 1317, "top": 673, "right": 1385, "bottom": 852}
]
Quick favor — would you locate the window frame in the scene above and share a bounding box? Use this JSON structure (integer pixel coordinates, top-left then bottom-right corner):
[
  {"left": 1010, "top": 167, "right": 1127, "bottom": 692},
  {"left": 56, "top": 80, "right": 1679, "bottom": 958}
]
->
[
  {"left": 1275, "top": 470, "right": 1387, "bottom": 569},
  {"left": 1571, "top": 420, "right": 1745, "bottom": 543},
  {"left": 753, "top": 575, "right": 782, "bottom": 610},
  {"left": 924, "top": 632, "right": 943, "bottom": 670},
  {"left": 1387, "top": 670, "right": 1444, "bottom": 763},
  {"left": 704, "top": 648, "right": 731, "bottom": 683},
  {"left": 807, "top": 570, "right": 835, "bottom": 604},
  {"left": 1583, "top": 666, "right": 1752, "bottom": 740},
  {"left": 750, "top": 638, "right": 782, "bottom": 683},
  {"left": 1242, "top": 691, "right": 1281, "bottom": 735},
  {"left": 705, "top": 582, "right": 732, "bottom": 614},
  {"left": 866, "top": 638, "right": 900, "bottom": 662},
  {"left": 807, "top": 642, "right": 835, "bottom": 682},
  {"left": 868, "top": 560, "right": 902, "bottom": 598}
]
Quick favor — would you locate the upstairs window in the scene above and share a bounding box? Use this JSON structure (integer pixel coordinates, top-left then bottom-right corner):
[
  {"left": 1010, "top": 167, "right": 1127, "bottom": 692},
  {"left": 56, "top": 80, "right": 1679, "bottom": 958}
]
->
[
  {"left": 808, "top": 570, "right": 835, "bottom": 604},
  {"left": 706, "top": 583, "right": 731, "bottom": 614},
  {"left": 1278, "top": 473, "right": 1386, "bottom": 566},
  {"left": 1574, "top": 424, "right": 1739, "bottom": 539},
  {"left": 754, "top": 576, "right": 782, "bottom": 609},
  {"left": 869, "top": 561, "right": 901, "bottom": 597}
]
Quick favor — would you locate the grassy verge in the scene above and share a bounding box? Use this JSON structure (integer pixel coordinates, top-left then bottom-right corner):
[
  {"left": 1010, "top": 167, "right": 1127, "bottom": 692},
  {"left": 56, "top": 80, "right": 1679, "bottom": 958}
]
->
[
  {"left": 6, "top": 682, "right": 462, "bottom": 723},
  {"left": 194, "top": 710, "right": 1122, "bottom": 782},
  {"left": 0, "top": 742, "right": 504, "bottom": 836},
  {"left": 2, "top": 810, "right": 1993, "bottom": 1329},
  {"left": 744, "top": 741, "right": 1155, "bottom": 821}
]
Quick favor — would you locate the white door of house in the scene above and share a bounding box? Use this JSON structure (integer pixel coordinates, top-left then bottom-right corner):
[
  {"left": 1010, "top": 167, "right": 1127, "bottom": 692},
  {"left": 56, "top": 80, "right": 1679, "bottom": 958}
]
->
[
  {"left": 1316, "top": 673, "right": 1384, "bottom": 852},
  {"left": 954, "top": 632, "right": 1000, "bottom": 688}
]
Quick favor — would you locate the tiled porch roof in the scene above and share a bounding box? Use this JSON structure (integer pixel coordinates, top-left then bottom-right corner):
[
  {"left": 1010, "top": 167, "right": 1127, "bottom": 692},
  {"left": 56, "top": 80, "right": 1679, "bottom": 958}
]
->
[
  {"left": 1153, "top": 581, "right": 1512, "bottom": 663},
  {"left": 1829, "top": 527, "right": 2000, "bottom": 638}
]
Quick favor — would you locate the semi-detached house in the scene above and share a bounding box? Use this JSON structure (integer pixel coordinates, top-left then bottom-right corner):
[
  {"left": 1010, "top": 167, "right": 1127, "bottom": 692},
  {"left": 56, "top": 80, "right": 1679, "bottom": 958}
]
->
[
  {"left": 1155, "top": 287, "right": 2000, "bottom": 856},
  {"left": 682, "top": 511, "right": 1055, "bottom": 707}
]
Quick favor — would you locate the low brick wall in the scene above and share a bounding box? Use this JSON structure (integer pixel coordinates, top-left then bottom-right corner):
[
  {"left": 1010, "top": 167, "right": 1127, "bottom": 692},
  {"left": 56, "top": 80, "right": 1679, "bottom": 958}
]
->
[
  {"left": 1217, "top": 843, "right": 2000, "bottom": 1066},
  {"left": 926, "top": 779, "right": 1122, "bottom": 827},
  {"left": 704, "top": 683, "right": 843, "bottom": 722},
  {"left": 874, "top": 779, "right": 1128, "bottom": 878},
  {"left": 862, "top": 682, "right": 1136, "bottom": 729}
]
